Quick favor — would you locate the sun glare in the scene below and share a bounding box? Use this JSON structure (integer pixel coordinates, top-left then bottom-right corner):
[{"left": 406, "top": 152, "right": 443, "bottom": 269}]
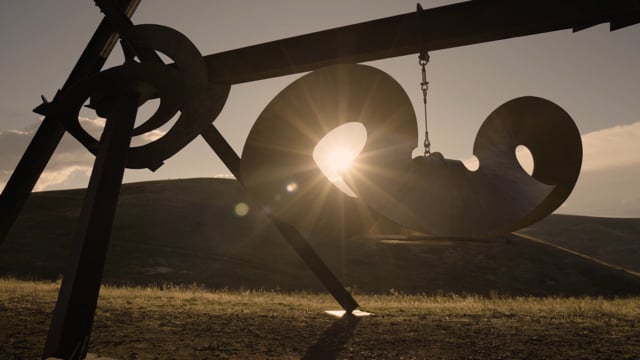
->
[
  {"left": 327, "top": 146, "right": 358, "bottom": 175},
  {"left": 313, "top": 122, "right": 367, "bottom": 197}
]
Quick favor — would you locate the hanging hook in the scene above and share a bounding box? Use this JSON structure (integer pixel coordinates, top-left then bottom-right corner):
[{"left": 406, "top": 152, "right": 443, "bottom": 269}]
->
[
  {"left": 417, "top": 3, "right": 431, "bottom": 156},
  {"left": 419, "top": 52, "right": 431, "bottom": 156}
]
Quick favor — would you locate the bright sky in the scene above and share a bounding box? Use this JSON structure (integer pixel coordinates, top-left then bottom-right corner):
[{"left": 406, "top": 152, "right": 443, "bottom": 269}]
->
[{"left": 0, "top": 1, "right": 639, "bottom": 217}]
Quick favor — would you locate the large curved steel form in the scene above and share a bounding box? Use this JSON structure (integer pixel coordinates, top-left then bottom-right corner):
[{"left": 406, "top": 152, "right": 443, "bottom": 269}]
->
[
  {"left": 240, "top": 64, "right": 418, "bottom": 236},
  {"left": 241, "top": 64, "right": 582, "bottom": 238},
  {"left": 55, "top": 24, "right": 230, "bottom": 171}
]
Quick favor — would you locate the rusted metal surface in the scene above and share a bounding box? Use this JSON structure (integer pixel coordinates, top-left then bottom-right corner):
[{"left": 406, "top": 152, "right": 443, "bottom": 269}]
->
[
  {"left": 201, "top": 125, "right": 360, "bottom": 312},
  {"left": 55, "top": 25, "right": 230, "bottom": 171},
  {"left": 0, "top": 0, "right": 140, "bottom": 245},
  {"left": 241, "top": 64, "right": 581, "bottom": 238},
  {"left": 203, "top": 0, "right": 640, "bottom": 84},
  {"left": 43, "top": 92, "right": 139, "bottom": 359}
]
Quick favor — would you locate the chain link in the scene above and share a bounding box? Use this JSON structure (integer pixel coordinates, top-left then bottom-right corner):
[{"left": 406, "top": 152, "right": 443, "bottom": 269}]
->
[{"left": 419, "top": 52, "right": 431, "bottom": 156}]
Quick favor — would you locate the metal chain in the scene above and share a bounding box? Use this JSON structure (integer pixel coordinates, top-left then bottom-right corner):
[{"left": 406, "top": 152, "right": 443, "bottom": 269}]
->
[{"left": 419, "top": 51, "right": 431, "bottom": 156}]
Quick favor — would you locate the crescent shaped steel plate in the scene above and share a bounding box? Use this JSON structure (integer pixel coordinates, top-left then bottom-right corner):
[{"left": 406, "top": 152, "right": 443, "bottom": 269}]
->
[{"left": 241, "top": 64, "right": 582, "bottom": 238}]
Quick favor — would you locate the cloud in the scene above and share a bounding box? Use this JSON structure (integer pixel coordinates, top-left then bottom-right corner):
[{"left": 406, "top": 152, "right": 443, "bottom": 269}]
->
[
  {"left": 558, "top": 122, "right": 640, "bottom": 218},
  {"left": 557, "top": 163, "right": 640, "bottom": 218},
  {"left": 0, "top": 117, "right": 166, "bottom": 192},
  {"left": 32, "top": 165, "right": 93, "bottom": 191},
  {"left": 580, "top": 121, "right": 640, "bottom": 172}
]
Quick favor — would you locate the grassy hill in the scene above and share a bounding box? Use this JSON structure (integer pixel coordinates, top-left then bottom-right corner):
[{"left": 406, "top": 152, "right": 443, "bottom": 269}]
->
[
  {"left": 1, "top": 178, "right": 639, "bottom": 297},
  {"left": 519, "top": 214, "right": 640, "bottom": 272}
]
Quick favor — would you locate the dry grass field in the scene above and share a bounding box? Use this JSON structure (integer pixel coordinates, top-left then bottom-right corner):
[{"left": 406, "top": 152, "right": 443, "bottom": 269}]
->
[{"left": 1, "top": 278, "right": 639, "bottom": 359}]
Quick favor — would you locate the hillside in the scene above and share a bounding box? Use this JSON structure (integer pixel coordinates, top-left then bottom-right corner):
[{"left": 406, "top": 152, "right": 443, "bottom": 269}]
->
[
  {"left": 520, "top": 214, "right": 640, "bottom": 272},
  {"left": 1, "top": 178, "right": 639, "bottom": 297}
]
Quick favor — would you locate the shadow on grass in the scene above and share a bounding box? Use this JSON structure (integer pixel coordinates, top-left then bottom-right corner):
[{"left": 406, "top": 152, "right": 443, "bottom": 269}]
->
[{"left": 301, "top": 314, "right": 360, "bottom": 360}]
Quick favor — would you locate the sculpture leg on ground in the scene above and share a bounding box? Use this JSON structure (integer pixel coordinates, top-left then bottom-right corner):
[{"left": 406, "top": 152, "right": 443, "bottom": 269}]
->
[
  {"left": 201, "top": 125, "right": 359, "bottom": 312},
  {"left": 43, "top": 93, "right": 139, "bottom": 359},
  {"left": 0, "top": 0, "right": 139, "bottom": 245},
  {"left": 14, "top": 20, "right": 358, "bottom": 357}
]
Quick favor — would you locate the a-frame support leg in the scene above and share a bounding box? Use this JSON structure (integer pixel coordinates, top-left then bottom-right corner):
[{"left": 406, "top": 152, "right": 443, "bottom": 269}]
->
[
  {"left": 0, "top": 0, "right": 139, "bottom": 246},
  {"left": 201, "top": 125, "right": 359, "bottom": 313},
  {"left": 0, "top": 118, "right": 66, "bottom": 243},
  {"left": 43, "top": 94, "right": 138, "bottom": 359}
]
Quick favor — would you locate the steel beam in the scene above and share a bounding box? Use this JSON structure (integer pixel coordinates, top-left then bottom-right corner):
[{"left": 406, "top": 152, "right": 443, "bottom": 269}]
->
[
  {"left": 201, "top": 125, "right": 359, "bottom": 312},
  {"left": 203, "top": 0, "right": 640, "bottom": 84},
  {"left": 0, "top": 0, "right": 140, "bottom": 245},
  {"left": 0, "top": 117, "right": 66, "bottom": 243},
  {"left": 42, "top": 93, "right": 139, "bottom": 360}
]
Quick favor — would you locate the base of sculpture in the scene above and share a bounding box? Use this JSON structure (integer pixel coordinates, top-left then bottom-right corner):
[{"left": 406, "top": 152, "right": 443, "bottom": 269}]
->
[{"left": 325, "top": 310, "right": 374, "bottom": 318}]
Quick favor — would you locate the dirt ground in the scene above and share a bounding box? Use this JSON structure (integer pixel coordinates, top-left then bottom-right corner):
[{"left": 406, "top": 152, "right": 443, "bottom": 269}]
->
[{"left": 1, "top": 279, "right": 639, "bottom": 359}]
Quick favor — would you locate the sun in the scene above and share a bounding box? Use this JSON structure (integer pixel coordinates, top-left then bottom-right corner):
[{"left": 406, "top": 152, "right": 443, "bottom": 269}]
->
[
  {"left": 312, "top": 122, "right": 367, "bottom": 196},
  {"left": 327, "top": 146, "right": 358, "bottom": 174}
]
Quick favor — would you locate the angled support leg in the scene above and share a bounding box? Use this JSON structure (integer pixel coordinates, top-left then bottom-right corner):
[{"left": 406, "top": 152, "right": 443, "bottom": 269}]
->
[
  {"left": 267, "top": 217, "right": 359, "bottom": 312},
  {"left": 43, "top": 94, "right": 138, "bottom": 360},
  {"left": 0, "top": 0, "right": 139, "bottom": 245},
  {"left": 201, "top": 125, "right": 359, "bottom": 312},
  {"left": 0, "top": 117, "right": 65, "bottom": 243}
]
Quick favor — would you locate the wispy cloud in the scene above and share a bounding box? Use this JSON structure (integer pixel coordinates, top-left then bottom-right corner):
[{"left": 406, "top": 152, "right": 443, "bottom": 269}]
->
[
  {"left": 559, "top": 123, "right": 640, "bottom": 217},
  {"left": 0, "top": 117, "right": 166, "bottom": 192},
  {"left": 580, "top": 121, "right": 640, "bottom": 172}
]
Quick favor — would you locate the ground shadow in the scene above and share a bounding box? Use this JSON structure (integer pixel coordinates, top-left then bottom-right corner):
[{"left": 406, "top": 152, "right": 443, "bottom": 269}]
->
[{"left": 301, "top": 314, "right": 361, "bottom": 360}]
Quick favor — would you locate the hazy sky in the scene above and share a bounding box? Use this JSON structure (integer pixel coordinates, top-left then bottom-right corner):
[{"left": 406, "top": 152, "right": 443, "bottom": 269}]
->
[{"left": 0, "top": 1, "right": 638, "bottom": 217}]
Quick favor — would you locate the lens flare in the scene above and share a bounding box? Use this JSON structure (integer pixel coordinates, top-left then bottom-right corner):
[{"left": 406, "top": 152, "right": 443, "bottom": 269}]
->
[
  {"left": 234, "top": 202, "right": 250, "bottom": 216},
  {"left": 286, "top": 181, "right": 298, "bottom": 193}
]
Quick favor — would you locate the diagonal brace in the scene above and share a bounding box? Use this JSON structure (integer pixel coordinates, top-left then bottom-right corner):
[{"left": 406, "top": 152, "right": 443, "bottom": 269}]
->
[{"left": 201, "top": 125, "right": 359, "bottom": 313}]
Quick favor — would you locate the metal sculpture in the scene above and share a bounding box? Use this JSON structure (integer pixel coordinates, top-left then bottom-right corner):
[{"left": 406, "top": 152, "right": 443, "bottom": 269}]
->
[
  {"left": 0, "top": 0, "right": 637, "bottom": 358},
  {"left": 241, "top": 64, "right": 582, "bottom": 238},
  {"left": 52, "top": 24, "right": 230, "bottom": 171}
]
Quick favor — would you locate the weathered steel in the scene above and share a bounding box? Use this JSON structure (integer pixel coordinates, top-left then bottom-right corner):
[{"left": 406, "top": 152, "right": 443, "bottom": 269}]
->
[
  {"left": 203, "top": 0, "right": 640, "bottom": 84},
  {"left": 94, "top": 0, "right": 164, "bottom": 66},
  {"left": 0, "top": 0, "right": 140, "bottom": 245},
  {"left": 240, "top": 64, "right": 581, "bottom": 238},
  {"left": 0, "top": 118, "right": 65, "bottom": 244},
  {"left": 269, "top": 218, "right": 359, "bottom": 312},
  {"left": 201, "top": 125, "right": 242, "bottom": 180},
  {"left": 0, "top": 0, "right": 634, "bottom": 355},
  {"left": 201, "top": 125, "right": 360, "bottom": 312},
  {"left": 55, "top": 25, "right": 230, "bottom": 171},
  {"left": 43, "top": 93, "right": 139, "bottom": 360}
]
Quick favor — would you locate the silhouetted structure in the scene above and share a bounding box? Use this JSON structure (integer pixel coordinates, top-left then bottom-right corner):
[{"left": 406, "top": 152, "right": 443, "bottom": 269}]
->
[
  {"left": 0, "top": 0, "right": 637, "bottom": 358},
  {"left": 241, "top": 65, "right": 582, "bottom": 237}
]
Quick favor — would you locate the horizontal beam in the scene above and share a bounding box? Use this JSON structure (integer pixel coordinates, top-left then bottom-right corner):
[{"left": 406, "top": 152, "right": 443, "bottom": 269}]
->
[{"left": 203, "top": 0, "right": 640, "bottom": 84}]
